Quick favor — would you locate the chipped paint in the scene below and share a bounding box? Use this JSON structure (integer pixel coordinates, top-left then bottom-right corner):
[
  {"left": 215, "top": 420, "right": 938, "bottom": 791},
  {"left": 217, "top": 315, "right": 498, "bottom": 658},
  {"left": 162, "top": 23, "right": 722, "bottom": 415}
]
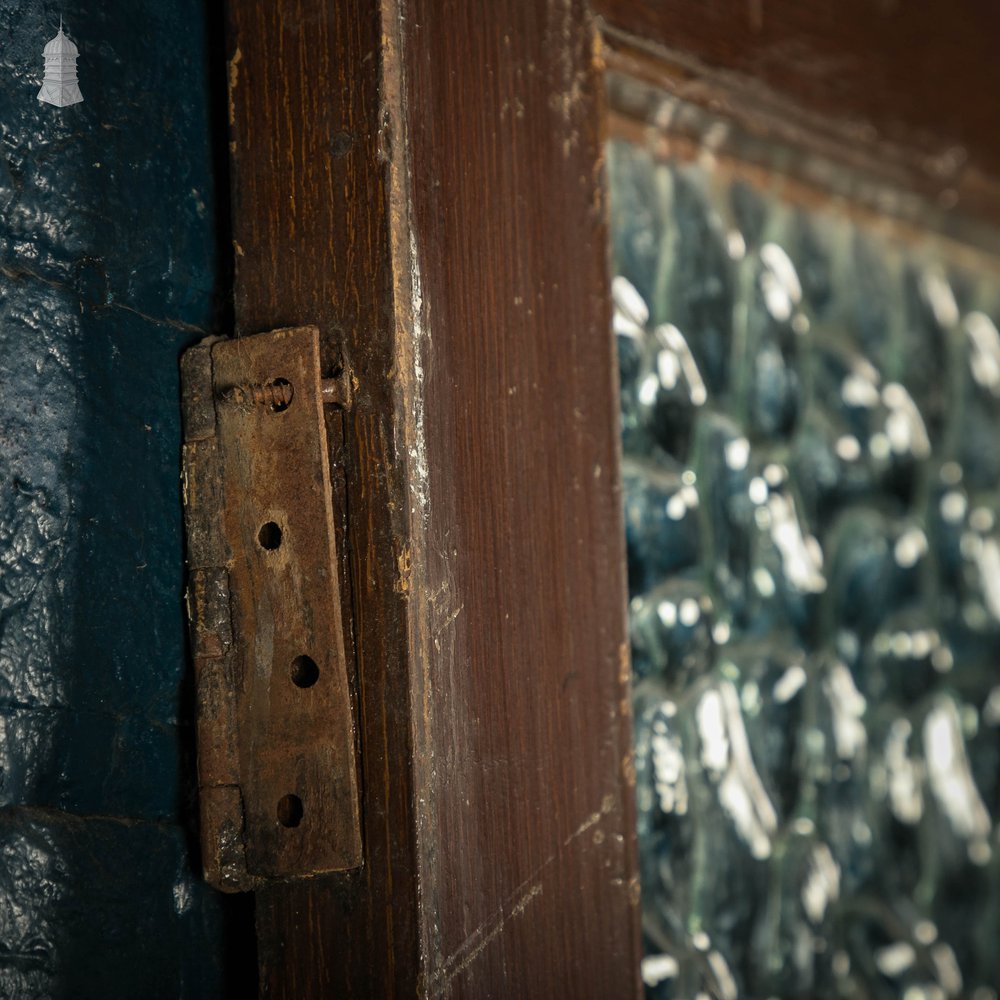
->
[{"left": 227, "top": 46, "right": 242, "bottom": 127}]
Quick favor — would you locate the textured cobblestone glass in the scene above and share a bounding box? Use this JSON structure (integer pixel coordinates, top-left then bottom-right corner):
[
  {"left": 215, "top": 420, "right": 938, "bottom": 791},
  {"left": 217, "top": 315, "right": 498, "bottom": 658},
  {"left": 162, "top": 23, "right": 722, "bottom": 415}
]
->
[{"left": 609, "top": 114, "right": 1000, "bottom": 999}]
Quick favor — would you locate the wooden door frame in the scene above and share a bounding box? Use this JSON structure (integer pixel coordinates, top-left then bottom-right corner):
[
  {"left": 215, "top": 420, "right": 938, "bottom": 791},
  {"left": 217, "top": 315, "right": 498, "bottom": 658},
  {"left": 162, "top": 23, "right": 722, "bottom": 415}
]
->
[
  {"left": 222, "top": 2, "right": 1000, "bottom": 996},
  {"left": 227, "top": 2, "right": 638, "bottom": 995}
]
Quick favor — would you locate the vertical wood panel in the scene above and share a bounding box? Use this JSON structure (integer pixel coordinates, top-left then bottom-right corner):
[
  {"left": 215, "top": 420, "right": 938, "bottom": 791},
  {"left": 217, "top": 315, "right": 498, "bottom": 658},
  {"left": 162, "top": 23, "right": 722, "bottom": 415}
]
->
[
  {"left": 225, "top": 1, "right": 420, "bottom": 996},
  {"left": 226, "top": 0, "right": 642, "bottom": 994},
  {"left": 385, "top": 0, "right": 642, "bottom": 995}
]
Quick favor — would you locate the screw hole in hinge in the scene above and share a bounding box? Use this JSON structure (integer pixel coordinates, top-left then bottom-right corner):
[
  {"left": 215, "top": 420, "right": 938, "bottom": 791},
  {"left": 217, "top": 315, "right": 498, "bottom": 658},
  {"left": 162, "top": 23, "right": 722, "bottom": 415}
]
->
[
  {"left": 291, "top": 654, "right": 319, "bottom": 688},
  {"left": 258, "top": 521, "right": 283, "bottom": 550},
  {"left": 277, "top": 794, "right": 304, "bottom": 828}
]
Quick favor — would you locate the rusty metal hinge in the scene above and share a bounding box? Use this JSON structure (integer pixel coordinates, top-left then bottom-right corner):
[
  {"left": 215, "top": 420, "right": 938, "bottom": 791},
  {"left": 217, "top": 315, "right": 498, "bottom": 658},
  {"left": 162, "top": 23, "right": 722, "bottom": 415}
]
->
[{"left": 180, "top": 326, "right": 362, "bottom": 892}]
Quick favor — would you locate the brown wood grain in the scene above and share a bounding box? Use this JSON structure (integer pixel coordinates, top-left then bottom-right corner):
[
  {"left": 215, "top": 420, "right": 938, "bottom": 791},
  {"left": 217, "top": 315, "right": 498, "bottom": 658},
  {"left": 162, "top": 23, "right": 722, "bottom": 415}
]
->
[
  {"left": 226, "top": 0, "right": 643, "bottom": 995},
  {"left": 225, "top": 0, "right": 420, "bottom": 995},
  {"left": 595, "top": 0, "right": 1000, "bottom": 209},
  {"left": 383, "top": 0, "right": 642, "bottom": 995},
  {"left": 222, "top": 0, "right": 1000, "bottom": 994}
]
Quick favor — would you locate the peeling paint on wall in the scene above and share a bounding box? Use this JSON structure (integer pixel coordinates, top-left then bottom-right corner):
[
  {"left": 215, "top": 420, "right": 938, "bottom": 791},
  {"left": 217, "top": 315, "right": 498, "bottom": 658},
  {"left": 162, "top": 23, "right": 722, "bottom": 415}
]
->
[{"left": 0, "top": 1, "right": 250, "bottom": 995}]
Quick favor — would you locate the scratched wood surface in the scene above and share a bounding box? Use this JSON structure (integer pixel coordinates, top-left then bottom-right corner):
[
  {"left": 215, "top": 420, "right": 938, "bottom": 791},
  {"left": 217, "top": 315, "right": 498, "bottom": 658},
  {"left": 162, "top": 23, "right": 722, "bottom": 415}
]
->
[
  {"left": 223, "top": 0, "right": 1000, "bottom": 995},
  {"left": 595, "top": 0, "right": 1000, "bottom": 220},
  {"left": 225, "top": 0, "right": 420, "bottom": 995},
  {"left": 226, "top": 0, "right": 643, "bottom": 995},
  {"left": 384, "top": 0, "right": 642, "bottom": 996}
]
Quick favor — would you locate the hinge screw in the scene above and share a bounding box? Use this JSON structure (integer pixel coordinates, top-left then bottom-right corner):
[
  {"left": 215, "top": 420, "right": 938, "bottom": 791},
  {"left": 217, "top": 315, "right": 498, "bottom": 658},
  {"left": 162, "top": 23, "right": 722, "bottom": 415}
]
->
[
  {"left": 220, "top": 371, "right": 352, "bottom": 412},
  {"left": 320, "top": 374, "right": 352, "bottom": 409},
  {"left": 221, "top": 379, "right": 294, "bottom": 411}
]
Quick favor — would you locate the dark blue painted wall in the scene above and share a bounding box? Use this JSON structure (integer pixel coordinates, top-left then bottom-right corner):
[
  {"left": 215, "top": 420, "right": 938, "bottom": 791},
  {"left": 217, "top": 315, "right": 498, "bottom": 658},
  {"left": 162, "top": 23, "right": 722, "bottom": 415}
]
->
[{"left": 0, "top": 2, "right": 253, "bottom": 995}]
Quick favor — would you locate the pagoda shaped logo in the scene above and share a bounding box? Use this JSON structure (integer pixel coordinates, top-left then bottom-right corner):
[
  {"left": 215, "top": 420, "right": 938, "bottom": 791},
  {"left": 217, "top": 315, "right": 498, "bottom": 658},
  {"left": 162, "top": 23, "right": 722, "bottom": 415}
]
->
[{"left": 37, "top": 19, "right": 83, "bottom": 108}]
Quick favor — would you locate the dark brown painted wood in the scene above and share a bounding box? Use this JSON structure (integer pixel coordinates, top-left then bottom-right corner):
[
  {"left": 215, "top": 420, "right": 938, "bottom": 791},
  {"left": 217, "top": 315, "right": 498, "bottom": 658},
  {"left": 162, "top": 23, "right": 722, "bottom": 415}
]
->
[
  {"left": 225, "top": 0, "right": 643, "bottom": 995},
  {"left": 224, "top": 1, "right": 420, "bottom": 996},
  {"left": 595, "top": 0, "right": 1000, "bottom": 215},
  {"left": 224, "top": 0, "right": 1000, "bottom": 995},
  {"left": 382, "top": 0, "right": 642, "bottom": 996}
]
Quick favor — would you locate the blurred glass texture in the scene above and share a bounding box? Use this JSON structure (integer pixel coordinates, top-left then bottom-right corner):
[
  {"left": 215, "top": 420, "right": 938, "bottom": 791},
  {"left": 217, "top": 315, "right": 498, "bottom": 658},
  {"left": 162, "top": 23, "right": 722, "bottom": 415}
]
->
[{"left": 609, "top": 89, "right": 1000, "bottom": 1000}]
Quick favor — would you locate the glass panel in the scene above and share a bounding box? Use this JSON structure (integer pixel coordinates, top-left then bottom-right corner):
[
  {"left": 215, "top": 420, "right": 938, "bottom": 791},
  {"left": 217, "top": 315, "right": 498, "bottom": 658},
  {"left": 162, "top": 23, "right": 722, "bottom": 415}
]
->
[{"left": 609, "top": 95, "right": 1000, "bottom": 1000}]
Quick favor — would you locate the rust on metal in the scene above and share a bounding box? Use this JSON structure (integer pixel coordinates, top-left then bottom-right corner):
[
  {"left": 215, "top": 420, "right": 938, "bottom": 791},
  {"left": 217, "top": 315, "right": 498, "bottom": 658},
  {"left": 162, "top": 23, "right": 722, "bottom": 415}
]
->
[{"left": 181, "top": 325, "right": 362, "bottom": 892}]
